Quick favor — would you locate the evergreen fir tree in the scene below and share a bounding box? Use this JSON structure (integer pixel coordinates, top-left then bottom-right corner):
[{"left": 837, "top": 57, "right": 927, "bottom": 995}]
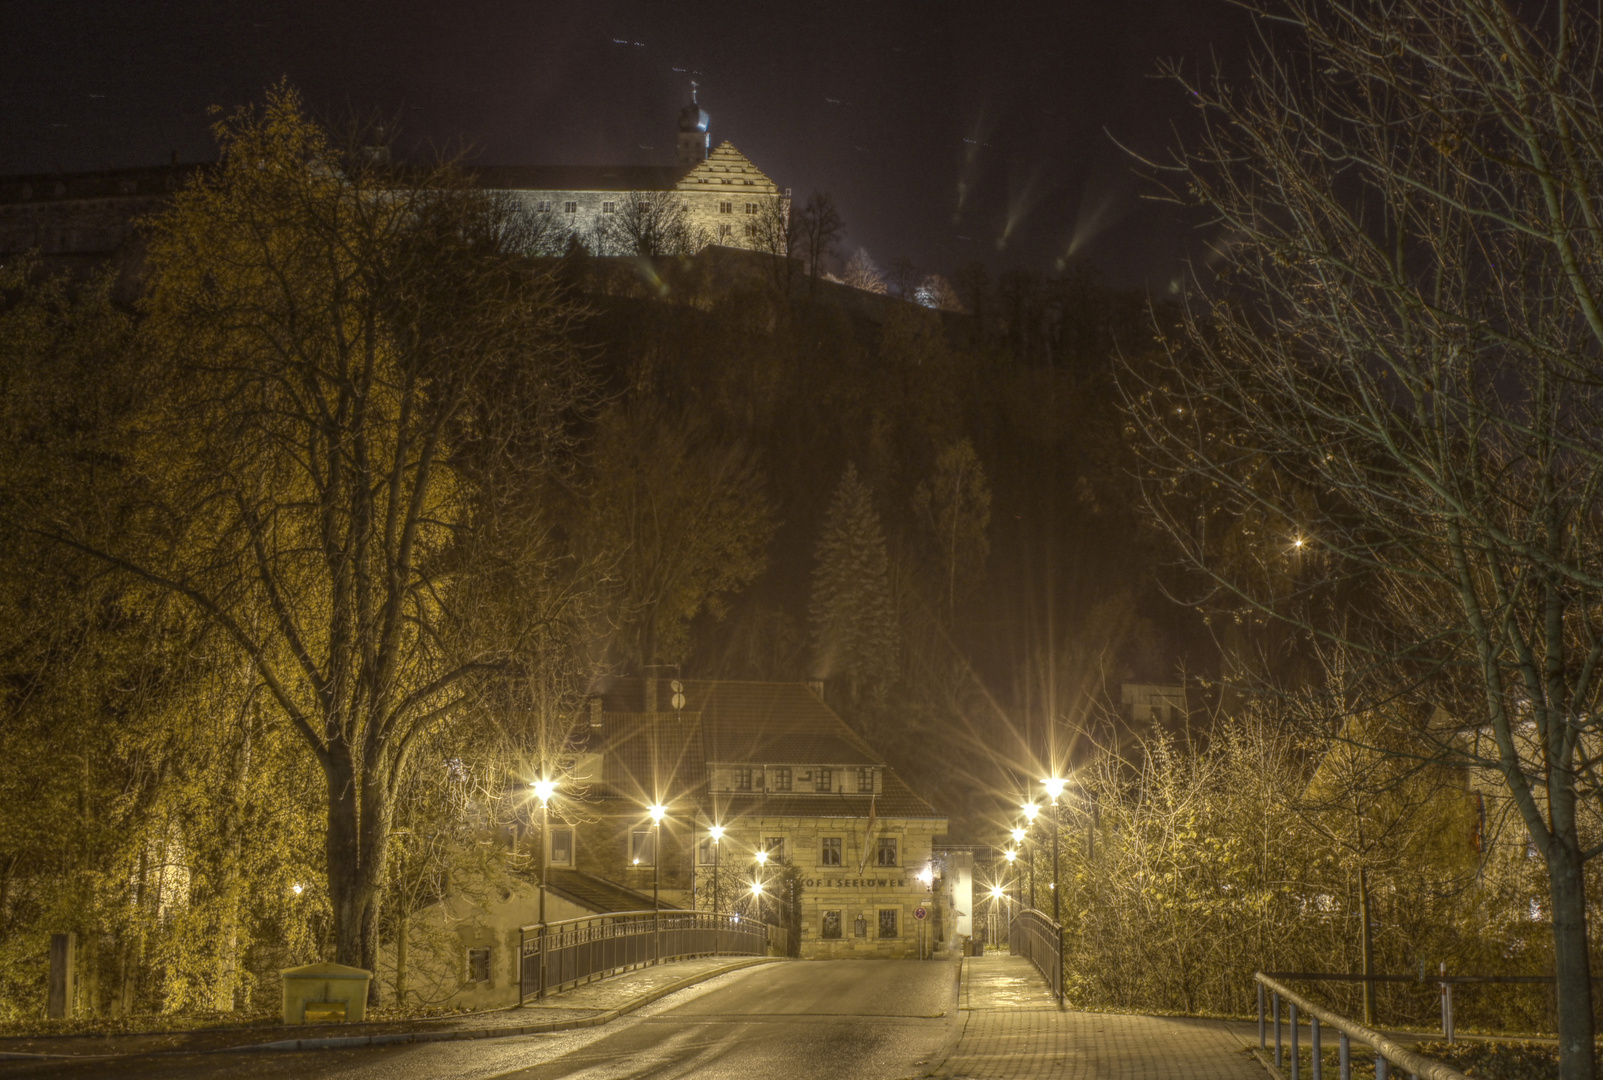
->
[{"left": 809, "top": 464, "right": 900, "bottom": 701}]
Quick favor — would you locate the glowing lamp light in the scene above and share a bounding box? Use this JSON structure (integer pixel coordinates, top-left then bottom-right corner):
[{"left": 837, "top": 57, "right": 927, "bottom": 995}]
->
[
  {"left": 532, "top": 778, "right": 557, "bottom": 804},
  {"left": 1020, "top": 802, "right": 1040, "bottom": 822},
  {"left": 755, "top": 850, "right": 768, "bottom": 866},
  {"left": 709, "top": 825, "right": 725, "bottom": 841},
  {"left": 292, "top": 883, "right": 304, "bottom": 895},
  {"left": 990, "top": 885, "right": 1005, "bottom": 901},
  {"left": 648, "top": 804, "right": 667, "bottom": 824},
  {"left": 1010, "top": 827, "right": 1026, "bottom": 843},
  {"left": 1004, "top": 849, "right": 1017, "bottom": 863},
  {"left": 632, "top": 857, "right": 641, "bottom": 865},
  {"left": 1042, "top": 777, "right": 1067, "bottom": 801},
  {"left": 918, "top": 866, "right": 934, "bottom": 887},
  {"left": 1292, "top": 536, "right": 1306, "bottom": 549},
  {"left": 751, "top": 881, "right": 765, "bottom": 896}
]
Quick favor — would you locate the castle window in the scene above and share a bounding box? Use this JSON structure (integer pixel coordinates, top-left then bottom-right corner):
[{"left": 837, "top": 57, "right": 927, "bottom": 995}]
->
[
  {"left": 745, "top": 202, "right": 759, "bottom": 214},
  {"left": 763, "top": 837, "right": 785, "bottom": 861},
  {"left": 719, "top": 201, "right": 733, "bottom": 214},
  {"left": 564, "top": 201, "right": 578, "bottom": 214},
  {"left": 639, "top": 202, "right": 651, "bottom": 213},
  {"left": 821, "top": 910, "right": 842, "bottom": 939},
  {"left": 733, "top": 766, "right": 753, "bottom": 791},
  {"left": 876, "top": 837, "right": 899, "bottom": 867},
  {"left": 536, "top": 201, "right": 552, "bottom": 213},
  {"left": 744, "top": 222, "right": 758, "bottom": 238},
  {"left": 857, "top": 767, "right": 875, "bottom": 793},
  {"left": 878, "top": 909, "right": 899, "bottom": 938},
  {"left": 820, "top": 837, "right": 842, "bottom": 866},
  {"left": 770, "top": 767, "right": 791, "bottom": 791},
  {"left": 602, "top": 201, "right": 616, "bottom": 213},
  {"left": 815, "top": 768, "right": 834, "bottom": 793},
  {"left": 718, "top": 222, "right": 733, "bottom": 238}
]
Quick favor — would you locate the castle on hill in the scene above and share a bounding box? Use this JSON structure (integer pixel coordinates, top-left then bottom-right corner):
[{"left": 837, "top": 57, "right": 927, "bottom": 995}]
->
[{"left": 0, "top": 88, "right": 789, "bottom": 269}]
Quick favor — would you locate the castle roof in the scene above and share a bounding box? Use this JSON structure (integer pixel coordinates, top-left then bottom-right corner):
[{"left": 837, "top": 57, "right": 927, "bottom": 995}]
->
[
  {"left": 675, "top": 143, "right": 780, "bottom": 195},
  {"left": 469, "top": 164, "right": 683, "bottom": 193}
]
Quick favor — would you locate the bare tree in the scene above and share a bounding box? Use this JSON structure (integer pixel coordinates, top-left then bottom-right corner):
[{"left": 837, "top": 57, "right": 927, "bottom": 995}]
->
[
  {"left": 1123, "top": 3, "right": 1603, "bottom": 1073},
  {"left": 797, "top": 191, "right": 845, "bottom": 297},
  {"left": 29, "top": 89, "right": 598, "bottom": 984},
  {"left": 843, "top": 247, "right": 887, "bottom": 294},
  {"left": 751, "top": 194, "right": 801, "bottom": 297},
  {"left": 593, "top": 190, "right": 706, "bottom": 257}
]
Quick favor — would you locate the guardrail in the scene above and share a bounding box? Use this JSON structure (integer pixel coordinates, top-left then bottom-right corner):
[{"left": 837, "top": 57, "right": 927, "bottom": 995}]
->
[
  {"left": 1255, "top": 973, "right": 1472, "bottom": 1080},
  {"left": 1007, "top": 906, "right": 1063, "bottom": 1005},
  {"left": 518, "top": 910, "right": 772, "bottom": 1003}
]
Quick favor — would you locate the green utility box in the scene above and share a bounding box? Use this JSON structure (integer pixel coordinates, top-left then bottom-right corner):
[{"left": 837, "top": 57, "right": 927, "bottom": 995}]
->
[{"left": 280, "top": 962, "right": 372, "bottom": 1024}]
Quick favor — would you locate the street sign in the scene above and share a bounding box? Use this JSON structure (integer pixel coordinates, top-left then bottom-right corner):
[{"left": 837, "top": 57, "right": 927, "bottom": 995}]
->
[{"left": 914, "top": 906, "right": 927, "bottom": 921}]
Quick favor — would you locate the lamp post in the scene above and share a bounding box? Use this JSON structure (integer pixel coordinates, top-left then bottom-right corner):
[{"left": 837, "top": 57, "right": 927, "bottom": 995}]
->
[
  {"left": 1008, "top": 828, "right": 1025, "bottom": 906},
  {"left": 532, "top": 778, "right": 557, "bottom": 999},
  {"left": 1020, "top": 801, "right": 1039, "bottom": 910},
  {"left": 1004, "top": 846, "right": 1019, "bottom": 910},
  {"left": 648, "top": 803, "right": 666, "bottom": 963},
  {"left": 1042, "top": 777, "right": 1066, "bottom": 1005}
]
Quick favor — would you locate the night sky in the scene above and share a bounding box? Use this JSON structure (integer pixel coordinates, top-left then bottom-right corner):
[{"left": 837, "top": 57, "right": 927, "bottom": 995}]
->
[{"left": 3, "top": 0, "right": 1252, "bottom": 287}]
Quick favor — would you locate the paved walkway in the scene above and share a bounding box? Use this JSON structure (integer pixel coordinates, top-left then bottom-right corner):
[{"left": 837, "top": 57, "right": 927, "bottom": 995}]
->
[{"left": 934, "top": 954, "right": 1264, "bottom": 1080}]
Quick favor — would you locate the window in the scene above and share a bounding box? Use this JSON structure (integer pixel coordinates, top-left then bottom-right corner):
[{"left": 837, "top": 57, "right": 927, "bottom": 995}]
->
[
  {"left": 857, "top": 767, "right": 875, "bottom": 793},
  {"left": 467, "top": 947, "right": 491, "bottom": 983},
  {"left": 820, "top": 837, "right": 842, "bottom": 866},
  {"left": 744, "top": 222, "right": 758, "bottom": 238},
  {"left": 763, "top": 837, "right": 785, "bottom": 861},
  {"left": 639, "top": 202, "right": 651, "bottom": 213},
  {"left": 876, "top": 837, "right": 899, "bottom": 867},
  {"left": 733, "top": 767, "right": 753, "bottom": 792},
  {"left": 549, "top": 827, "right": 574, "bottom": 867},
  {"left": 745, "top": 202, "right": 759, "bottom": 215},
  {"left": 815, "top": 768, "right": 834, "bottom": 793},
  {"left": 854, "top": 916, "right": 869, "bottom": 938},
  {"left": 564, "top": 201, "right": 578, "bottom": 214},
  {"left": 719, "top": 200, "right": 733, "bottom": 214},
  {"left": 769, "top": 767, "right": 791, "bottom": 792},
  {"left": 718, "top": 222, "right": 733, "bottom": 238},
  {"left": 629, "top": 828, "right": 656, "bottom": 866},
  {"left": 821, "top": 910, "right": 842, "bottom": 939},
  {"left": 697, "top": 836, "right": 716, "bottom": 864},
  {"left": 602, "top": 201, "right": 616, "bottom": 213},
  {"left": 878, "top": 909, "right": 899, "bottom": 939},
  {"left": 536, "top": 200, "right": 551, "bottom": 213}
]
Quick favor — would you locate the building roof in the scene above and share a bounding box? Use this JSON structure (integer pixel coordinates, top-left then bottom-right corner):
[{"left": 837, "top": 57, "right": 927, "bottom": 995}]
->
[
  {"left": 589, "top": 679, "right": 942, "bottom": 821},
  {"left": 469, "top": 164, "right": 685, "bottom": 193},
  {"left": 544, "top": 868, "right": 679, "bottom": 914},
  {"left": 674, "top": 143, "right": 781, "bottom": 196}
]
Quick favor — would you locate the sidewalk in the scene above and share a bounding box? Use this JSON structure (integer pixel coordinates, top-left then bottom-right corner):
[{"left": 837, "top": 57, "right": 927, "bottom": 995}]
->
[
  {"left": 0, "top": 955, "right": 780, "bottom": 1061},
  {"left": 932, "top": 954, "right": 1264, "bottom": 1080}
]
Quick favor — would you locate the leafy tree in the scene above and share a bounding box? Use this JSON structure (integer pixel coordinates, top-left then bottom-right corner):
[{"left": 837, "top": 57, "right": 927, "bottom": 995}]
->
[{"left": 809, "top": 464, "right": 899, "bottom": 703}]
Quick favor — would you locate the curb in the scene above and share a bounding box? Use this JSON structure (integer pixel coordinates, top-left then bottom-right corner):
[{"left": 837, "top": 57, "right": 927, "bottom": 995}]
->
[{"left": 220, "top": 956, "right": 784, "bottom": 1054}]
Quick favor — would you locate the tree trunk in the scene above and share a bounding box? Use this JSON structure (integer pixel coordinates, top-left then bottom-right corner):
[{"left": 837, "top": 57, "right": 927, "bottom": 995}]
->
[
  {"left": 394, "top": 910, "right": 408, "bottom": 1009},
  {"left": 1548, "top": 833, "right": 1595, "bottom": 1080},
  {"left": 1358, "top": 866, "right": 1375, "bottom": 1027},
  {"left": 324, "top": 754, "right": 369, "bottom": 968}
]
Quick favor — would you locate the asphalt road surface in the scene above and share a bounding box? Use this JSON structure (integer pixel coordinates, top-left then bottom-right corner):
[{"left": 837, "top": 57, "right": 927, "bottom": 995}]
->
[{"left": 0, "top": 960, "right": 958, "bottom": 1080}]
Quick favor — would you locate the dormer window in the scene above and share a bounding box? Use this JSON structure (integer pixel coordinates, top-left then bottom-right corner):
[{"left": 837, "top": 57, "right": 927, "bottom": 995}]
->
[
  {"left": 770, "top": 767, "right": 792, "bottom": 792},
  {"left": 815, "top": 768, "right": 834, "bottom": 793},
  {"left": 857, "top": 767, "right": 875, "bottom": 793},
  {"left": 733, "top": 766, "right": 753, "bottom": 792}
]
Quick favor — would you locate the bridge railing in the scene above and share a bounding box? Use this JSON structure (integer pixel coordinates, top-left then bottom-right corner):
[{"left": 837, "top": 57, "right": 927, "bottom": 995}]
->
[
  {"left": 518, "top": 910, "right": 772, "bottom": 1003},
  {"left": 1255, "top": 972, "right": 1474, "bottom": 1080},
  {"left": 1007, "top": 906, "right": 1063, "bottom": 1005}
]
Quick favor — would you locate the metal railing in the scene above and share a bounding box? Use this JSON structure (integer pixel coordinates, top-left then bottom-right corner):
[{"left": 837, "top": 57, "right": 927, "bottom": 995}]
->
[
  {"left": 1256, "top": 973, "right": 1473, "bottom": 1080},
  {"left": 518, "top": 910, "right": 772, "bottom": 1003},
  {"left": 1007, "top": 906, "right": 1063, "bottom": 1005}
]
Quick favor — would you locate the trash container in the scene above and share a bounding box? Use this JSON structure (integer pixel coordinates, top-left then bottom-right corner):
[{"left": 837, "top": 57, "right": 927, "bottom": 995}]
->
[{"left": 280, "top": 962, "right": 372, "bottom": 1024}]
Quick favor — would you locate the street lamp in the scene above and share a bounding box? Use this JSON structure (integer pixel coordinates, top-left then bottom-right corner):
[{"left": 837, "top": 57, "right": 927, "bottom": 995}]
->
[
  {"left": 648, "top": 803, "right": 666, "bottom": 962},
  {"left": 1020, "top": 802, "right": 1039, "bottom": 909},
  {"left": 532, "top": 778, "right": 557, "bottom": 998},
  {"left": 1042, "top": 777, "right": 1066, "bottom": 1005},
  {"left": 709, "top": 825, "right": 724, "bottom": 916}
]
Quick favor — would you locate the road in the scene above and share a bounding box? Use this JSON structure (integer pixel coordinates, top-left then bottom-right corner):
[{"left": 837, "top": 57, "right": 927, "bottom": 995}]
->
[{"left": 0, "top": 960, "right": 957, "bottom": 1080}]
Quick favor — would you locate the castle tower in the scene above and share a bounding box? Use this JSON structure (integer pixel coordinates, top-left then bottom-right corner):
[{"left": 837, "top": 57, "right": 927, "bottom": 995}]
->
[{"left": 677, "top": 83, "right": 710, "bottom": 170}]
